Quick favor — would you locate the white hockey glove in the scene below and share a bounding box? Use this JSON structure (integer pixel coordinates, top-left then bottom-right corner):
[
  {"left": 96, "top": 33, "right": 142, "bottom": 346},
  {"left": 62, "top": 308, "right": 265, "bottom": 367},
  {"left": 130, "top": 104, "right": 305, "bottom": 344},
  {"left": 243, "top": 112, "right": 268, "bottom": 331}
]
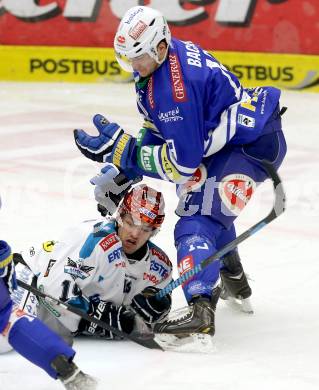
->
[
  {"left": 90, "top": 164, "right": 142, "bottom": 216},
  {"left": 130, "top": 287, "right": 172, "bottom": 326}
]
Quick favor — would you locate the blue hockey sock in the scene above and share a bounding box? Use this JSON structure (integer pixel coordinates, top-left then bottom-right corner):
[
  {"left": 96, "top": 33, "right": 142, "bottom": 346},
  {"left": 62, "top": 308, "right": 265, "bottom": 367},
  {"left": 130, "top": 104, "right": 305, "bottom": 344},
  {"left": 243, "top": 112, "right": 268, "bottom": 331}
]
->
[
  {"left": 176, "top": 234, "right": 220, "bottom": 302},
  {"left": 8, "top": 315, "right": 75, "bottom": 379}
]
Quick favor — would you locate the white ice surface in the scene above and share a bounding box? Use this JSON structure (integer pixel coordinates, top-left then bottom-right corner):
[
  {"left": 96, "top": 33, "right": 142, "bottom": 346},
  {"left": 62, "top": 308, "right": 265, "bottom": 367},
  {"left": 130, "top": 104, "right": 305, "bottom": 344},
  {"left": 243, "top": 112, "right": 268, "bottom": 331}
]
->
[{"left": 0, "top": 82, "right": 319, "bottom": 390}]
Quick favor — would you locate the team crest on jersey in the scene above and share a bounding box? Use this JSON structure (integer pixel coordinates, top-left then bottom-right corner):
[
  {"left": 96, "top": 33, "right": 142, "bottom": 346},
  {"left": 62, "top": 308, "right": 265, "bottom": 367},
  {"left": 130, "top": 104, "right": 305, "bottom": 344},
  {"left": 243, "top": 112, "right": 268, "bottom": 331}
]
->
[
  {"left": 64, "top": 257, "right": 95, "bottom": 281},
  {"left": 218, "top": 174, "right": 256, "bottom": 216}
]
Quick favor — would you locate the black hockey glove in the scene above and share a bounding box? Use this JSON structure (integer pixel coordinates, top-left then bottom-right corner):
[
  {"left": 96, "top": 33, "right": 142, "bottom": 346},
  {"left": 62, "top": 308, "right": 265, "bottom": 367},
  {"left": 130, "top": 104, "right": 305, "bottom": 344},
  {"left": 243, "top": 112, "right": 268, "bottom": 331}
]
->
[
  {"left": 131, "top": 286, "right": 172, "bottom": 325},
  {"left": 77, "top": 300, "right": 135, "bottom": 340}
]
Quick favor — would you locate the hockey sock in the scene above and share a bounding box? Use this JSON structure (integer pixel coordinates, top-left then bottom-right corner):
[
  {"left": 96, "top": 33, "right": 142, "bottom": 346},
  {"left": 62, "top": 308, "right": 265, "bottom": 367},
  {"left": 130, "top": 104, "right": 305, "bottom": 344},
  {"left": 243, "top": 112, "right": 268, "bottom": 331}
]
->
[{"left": 8, "top": 315, "right": 75, "bottom": 379}]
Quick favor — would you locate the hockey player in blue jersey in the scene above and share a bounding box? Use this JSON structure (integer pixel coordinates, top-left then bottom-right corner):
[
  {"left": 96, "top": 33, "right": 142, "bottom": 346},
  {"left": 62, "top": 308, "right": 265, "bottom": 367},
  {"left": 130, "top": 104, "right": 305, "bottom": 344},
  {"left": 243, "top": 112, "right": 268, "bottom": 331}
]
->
[
  {"left": 0, "top": 200, "right": 97, "bottom": 389},
  {"left": 73, "top": 6, "right": 287, "bottom": 338}
]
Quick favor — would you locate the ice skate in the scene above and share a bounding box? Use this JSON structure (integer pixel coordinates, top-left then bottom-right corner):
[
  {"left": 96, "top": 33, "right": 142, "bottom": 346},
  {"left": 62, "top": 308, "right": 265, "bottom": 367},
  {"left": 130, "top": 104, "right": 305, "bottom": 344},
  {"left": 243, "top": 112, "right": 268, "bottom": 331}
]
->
[
  {"left": 153, "top": 287, "right": 220, "bottom": 352},
  {"left": 51, "top": 355, "right": 97, "bottom": 390},
  {"left": 62, "top": 370, "right": 98, "bottom": 390},
  {"left": 220, "top": 250, "right": 253, "bottom": 314}
]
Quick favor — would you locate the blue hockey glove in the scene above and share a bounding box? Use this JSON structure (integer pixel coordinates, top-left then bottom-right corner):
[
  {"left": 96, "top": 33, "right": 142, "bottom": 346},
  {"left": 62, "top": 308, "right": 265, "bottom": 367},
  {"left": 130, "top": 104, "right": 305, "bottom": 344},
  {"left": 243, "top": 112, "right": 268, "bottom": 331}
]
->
[
  {"left": 131, "top": 286, "right": 172, "bottom": 325},
  {"left": 74, "top": 114, "right": 135, "bottom": 168},
  {"left": 0, "top": 240, "right": 17, "bottom": 294},
  {"left": 90, "top": 164, "right": 142, "bottom": 216}
]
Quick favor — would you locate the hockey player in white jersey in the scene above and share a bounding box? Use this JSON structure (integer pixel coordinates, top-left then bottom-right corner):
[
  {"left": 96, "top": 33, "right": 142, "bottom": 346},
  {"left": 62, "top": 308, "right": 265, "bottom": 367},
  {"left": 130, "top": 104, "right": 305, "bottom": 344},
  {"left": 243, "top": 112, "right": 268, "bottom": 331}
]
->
[{"left": 16, "top": 183, "right": 172, "bottom": 344}]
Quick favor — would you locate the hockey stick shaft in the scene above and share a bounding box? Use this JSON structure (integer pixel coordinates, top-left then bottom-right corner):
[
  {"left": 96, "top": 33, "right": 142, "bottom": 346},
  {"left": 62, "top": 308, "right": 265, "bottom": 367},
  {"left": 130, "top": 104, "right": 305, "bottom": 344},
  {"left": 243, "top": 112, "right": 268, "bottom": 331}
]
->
[
  {"left": 156, "top": 161, "right": 286, "bottom": 299},
  {"left": 17, "top": 279, "right": 163, "bottom": 351}
]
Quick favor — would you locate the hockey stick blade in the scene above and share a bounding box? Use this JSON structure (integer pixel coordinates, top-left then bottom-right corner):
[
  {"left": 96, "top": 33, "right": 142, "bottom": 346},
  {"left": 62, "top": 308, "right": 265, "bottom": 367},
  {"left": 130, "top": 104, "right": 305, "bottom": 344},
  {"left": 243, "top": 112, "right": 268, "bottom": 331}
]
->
[
  {"left": 17, "top": 279, "right": 163, "bottom": 351},
  {"left": 156, "top": 160, "right": 286, "bottom": 298}
]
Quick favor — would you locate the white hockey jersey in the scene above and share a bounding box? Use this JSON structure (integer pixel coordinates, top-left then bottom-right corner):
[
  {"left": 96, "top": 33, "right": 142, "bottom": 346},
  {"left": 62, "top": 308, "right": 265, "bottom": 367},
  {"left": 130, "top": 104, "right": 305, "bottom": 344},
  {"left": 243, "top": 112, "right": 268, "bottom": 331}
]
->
[{"left": 21, "top": 218, "right": 173, "bottom": 332}]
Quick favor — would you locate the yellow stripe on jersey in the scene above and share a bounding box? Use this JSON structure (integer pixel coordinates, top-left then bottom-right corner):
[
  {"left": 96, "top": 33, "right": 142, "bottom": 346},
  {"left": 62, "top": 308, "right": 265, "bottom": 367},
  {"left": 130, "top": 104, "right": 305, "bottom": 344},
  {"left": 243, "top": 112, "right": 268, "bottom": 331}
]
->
[
  {"left": 160, "top": 144, "right": 182, "bottom": 182},
  {"left": 142, "top": 120, "right": 157, "bottom": 130}
]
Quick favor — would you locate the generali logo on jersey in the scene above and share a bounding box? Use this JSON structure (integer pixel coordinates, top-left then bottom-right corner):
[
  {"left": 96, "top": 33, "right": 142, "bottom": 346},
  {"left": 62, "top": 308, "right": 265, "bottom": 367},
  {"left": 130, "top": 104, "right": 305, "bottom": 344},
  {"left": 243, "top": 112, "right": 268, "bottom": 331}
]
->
[
  {"left": 99, "top": 233, "right": 119, "bottom": 252},
  {"left": 168, "top": 54, "right": 187, "bottom": 103}
]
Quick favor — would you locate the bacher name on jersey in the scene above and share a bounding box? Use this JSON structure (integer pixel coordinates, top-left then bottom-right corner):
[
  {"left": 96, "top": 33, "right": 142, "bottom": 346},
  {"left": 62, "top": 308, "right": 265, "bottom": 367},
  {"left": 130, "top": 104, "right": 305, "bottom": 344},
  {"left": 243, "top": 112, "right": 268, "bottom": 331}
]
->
[{"left": 20, "top": 219, "right": 172, "bottom": 332}]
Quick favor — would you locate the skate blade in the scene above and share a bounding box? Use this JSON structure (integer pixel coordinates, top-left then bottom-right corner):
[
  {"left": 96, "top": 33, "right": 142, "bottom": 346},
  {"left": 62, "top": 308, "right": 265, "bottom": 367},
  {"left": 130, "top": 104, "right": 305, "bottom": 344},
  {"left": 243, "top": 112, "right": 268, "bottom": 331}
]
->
[
  {"left": 225, "top": 297, "right": 254, "bottom": 314},
  {"left": 154, "top": 333, "right": 216, "bottom": 354}
]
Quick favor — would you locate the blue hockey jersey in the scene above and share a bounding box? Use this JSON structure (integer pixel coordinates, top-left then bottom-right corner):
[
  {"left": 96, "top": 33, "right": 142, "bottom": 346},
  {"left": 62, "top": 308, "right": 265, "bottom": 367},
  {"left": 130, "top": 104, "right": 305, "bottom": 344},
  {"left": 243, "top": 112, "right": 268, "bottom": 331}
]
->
[{"left": 131, "top": 38, "right": 281, "bottom": 184}]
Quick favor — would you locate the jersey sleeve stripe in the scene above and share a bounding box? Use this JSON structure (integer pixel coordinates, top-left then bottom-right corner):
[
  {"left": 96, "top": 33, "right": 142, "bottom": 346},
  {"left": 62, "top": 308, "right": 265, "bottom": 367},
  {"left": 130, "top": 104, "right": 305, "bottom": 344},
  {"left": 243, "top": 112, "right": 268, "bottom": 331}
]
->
[
  {"left": 153, "top": 145, "right": 168, "bottom": 180},
  {"left": 169, "top": 153, "right": 197, "bottom": 175},
  {"left": 204, "top": 104, "right": 238, "bottom": 156},
  {"left": 208, "top": 61, "right": 242, "bottom": 100}
]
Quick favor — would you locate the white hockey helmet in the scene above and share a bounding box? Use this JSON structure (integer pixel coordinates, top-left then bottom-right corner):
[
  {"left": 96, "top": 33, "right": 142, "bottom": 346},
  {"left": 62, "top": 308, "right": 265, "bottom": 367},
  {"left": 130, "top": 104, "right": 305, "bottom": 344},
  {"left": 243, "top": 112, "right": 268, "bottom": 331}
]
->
[{"left": 114, "top": 6, "right": 171, "bottom": 72}]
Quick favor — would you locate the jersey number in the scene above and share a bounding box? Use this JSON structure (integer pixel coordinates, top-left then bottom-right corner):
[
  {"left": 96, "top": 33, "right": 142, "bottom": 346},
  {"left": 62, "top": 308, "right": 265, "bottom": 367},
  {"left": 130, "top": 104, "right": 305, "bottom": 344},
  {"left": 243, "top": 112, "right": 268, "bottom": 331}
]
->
[
  {"left": 59, "top": 280, "right": 81, "bottom": 302},
  {"left": 123, "top": 278, "right": 132, "bottom": 294}
]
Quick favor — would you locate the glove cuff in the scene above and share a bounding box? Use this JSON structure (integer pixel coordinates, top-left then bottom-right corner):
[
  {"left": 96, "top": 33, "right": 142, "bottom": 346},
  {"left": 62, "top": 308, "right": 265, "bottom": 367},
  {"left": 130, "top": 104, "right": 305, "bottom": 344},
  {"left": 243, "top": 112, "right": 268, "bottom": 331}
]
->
[
  {"left": 119, "top": 308, "right": 136, "bottom": 334},
  {"left": 149, "top": 293, "right": 172, "bottom": 312},
  {"left": 111, "top": 133, "right": 135, "bottom": 170}
]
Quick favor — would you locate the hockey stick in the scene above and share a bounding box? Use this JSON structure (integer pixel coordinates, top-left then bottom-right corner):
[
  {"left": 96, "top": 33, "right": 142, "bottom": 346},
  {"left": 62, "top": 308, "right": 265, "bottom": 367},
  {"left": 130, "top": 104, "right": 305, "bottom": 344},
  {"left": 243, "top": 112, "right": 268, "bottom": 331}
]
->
[
  {"left": 16, "top": 279, "right": 163, "bottom": 351},
  {"left": 156, "top": 160, "right": 286, "bottom": 299}
]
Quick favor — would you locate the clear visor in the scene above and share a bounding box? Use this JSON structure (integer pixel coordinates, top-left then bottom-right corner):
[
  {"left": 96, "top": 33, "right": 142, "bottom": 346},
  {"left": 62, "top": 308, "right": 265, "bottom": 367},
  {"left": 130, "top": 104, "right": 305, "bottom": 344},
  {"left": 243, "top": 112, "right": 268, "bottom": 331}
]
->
[
  {"left": 115, "top": 51, "right": 134, "bottom": 73},
  {"left": 118, "top": 213, "right": 156, "bottom": 233},
  {"left": 115, "top": 51, "right": 158, "bottom": 73}
]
